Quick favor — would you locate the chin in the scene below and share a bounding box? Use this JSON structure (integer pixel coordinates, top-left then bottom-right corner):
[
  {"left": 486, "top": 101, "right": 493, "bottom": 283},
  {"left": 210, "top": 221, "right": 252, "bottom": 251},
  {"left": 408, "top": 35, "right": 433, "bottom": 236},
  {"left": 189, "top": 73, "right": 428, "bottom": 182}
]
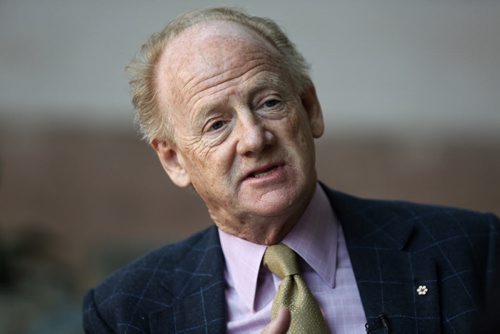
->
[{"left": 245, "top": 191, "right": 304, "bottom": 218}]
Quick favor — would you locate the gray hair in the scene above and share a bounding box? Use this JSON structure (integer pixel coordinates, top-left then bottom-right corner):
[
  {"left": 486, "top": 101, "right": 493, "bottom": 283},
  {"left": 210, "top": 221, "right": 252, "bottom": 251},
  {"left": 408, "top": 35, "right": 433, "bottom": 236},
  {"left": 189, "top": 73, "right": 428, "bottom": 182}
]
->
[{"left": 126, "top": 7, "right": 311, "bottom": 143}]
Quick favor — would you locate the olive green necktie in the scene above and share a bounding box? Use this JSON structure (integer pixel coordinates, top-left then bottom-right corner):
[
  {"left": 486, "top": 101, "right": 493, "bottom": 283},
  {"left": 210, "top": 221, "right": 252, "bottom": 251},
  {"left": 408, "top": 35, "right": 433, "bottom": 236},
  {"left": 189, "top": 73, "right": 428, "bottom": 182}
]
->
[{"left": 263, "top": 243, "right": 329, "bottom": 333}]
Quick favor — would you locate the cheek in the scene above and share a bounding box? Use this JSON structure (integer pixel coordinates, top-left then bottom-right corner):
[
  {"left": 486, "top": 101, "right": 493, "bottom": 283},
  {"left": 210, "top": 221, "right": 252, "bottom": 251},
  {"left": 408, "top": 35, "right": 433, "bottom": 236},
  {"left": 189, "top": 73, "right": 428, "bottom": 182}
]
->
[
  {"left": 186, "top": 147, "right": 233, "bottom": 185},
  {"left": 281, "top": 112, "right": 317, "bottom": 172},
  {"left": 283, "top": 112, "right": 310, "bottom": 146}
]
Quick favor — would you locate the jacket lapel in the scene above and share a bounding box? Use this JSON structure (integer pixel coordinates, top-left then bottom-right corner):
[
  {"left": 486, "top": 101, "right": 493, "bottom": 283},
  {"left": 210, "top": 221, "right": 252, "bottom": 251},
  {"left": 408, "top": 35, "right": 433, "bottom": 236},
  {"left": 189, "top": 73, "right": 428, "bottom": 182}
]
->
[
  {"left": 324, "top": 187, "right": 441, "bottom": 333},
  {"left": 148, "top": 227, "right": 226, "bottom": 333}
]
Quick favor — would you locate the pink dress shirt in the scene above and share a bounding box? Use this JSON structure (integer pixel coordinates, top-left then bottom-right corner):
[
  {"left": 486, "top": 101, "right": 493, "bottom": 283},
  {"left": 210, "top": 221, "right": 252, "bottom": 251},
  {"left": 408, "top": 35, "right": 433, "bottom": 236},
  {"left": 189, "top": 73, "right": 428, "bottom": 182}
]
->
[{"left": 218, "top": 184, "right": 367, "bottom": 333}]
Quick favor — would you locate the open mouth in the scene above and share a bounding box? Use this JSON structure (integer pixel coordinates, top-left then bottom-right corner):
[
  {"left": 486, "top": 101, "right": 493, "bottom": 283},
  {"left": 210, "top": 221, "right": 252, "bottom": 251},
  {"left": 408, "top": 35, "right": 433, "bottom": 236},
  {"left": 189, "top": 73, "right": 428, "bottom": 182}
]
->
[{"left": 247, "top": 164, "right": 283, "bottom": 179}]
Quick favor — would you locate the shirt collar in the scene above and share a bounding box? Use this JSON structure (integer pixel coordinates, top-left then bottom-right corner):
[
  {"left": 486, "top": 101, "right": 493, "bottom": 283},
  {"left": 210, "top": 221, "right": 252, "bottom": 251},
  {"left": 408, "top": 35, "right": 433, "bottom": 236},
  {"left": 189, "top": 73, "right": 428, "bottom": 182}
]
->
[
  {"left": 282, "top": 184, "right": 338, "bottom": 289},
  {"left": 218, "top": 183, "right": 339, "bottom": 311}
]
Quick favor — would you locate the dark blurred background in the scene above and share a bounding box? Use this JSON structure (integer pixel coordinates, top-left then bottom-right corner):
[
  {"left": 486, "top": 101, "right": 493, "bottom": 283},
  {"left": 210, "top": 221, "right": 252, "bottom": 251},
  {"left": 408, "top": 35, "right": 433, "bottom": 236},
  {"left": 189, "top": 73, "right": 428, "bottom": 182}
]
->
[{"left": 1, "top": 1, "right": 499, "bottom": 333}]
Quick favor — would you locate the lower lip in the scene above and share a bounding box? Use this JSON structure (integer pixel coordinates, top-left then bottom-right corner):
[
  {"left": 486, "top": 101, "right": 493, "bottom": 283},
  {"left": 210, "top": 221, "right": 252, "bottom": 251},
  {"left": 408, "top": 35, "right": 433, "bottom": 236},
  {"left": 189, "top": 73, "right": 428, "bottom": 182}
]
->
[{"left": 243, "top": 165, "right": 287, "bottom": 185}]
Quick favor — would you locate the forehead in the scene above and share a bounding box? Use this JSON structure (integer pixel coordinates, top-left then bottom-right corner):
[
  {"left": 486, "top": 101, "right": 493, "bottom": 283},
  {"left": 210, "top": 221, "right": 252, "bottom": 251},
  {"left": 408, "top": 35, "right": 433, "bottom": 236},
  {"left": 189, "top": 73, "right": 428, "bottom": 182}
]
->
[
  {"left": 155, "top": 21, "right": 283, "bottom": 102},
  {"left": 162, "top": 20, "right": 279, "bottom": 73}
]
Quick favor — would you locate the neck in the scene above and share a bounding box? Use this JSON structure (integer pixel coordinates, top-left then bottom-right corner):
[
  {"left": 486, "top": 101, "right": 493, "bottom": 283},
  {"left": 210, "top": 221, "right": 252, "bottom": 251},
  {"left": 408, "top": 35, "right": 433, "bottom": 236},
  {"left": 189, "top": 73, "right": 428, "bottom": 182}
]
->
[
  {"left": 217, "top": 217, "right": 297, "bottom": 245},
  {"left": 210, "top": 187, "right": 316, "bottom": 245}
]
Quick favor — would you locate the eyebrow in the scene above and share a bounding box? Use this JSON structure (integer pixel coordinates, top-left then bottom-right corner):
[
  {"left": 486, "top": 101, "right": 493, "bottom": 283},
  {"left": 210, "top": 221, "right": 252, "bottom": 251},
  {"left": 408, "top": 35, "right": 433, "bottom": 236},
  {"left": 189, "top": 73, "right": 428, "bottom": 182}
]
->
[
  {"left": 191, "top": 102, "right": 223, "bottom": 130},
  {"left": 250, "top": 74, "right": 287, "bottom": 96}
]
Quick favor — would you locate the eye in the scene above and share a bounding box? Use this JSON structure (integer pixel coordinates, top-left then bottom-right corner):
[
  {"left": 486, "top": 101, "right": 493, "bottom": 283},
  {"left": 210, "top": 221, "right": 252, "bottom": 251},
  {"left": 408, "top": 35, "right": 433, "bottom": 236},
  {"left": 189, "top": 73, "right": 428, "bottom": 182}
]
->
[
  {"left": 208, "top": 120, "right": 226, "bottom": 132},
  {"left": 262, "top": 99, "right": 281, "bottom": 108},
  {"left": 255, "top": 95, "right": 286, "bottom": 119}
]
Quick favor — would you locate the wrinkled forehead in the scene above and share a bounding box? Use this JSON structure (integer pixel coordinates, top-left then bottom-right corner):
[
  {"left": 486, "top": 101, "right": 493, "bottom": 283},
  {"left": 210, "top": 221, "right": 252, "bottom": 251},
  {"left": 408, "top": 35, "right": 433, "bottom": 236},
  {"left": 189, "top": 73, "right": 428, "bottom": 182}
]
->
[{"left": 155, "top": 20, "right": 285, "bottom": 113}]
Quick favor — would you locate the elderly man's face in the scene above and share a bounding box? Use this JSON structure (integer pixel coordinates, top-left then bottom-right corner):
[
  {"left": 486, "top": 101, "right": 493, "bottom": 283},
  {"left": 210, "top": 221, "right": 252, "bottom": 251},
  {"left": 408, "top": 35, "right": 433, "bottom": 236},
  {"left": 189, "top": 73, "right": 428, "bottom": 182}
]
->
[{"left": 153, "top": 21, "right": 324, "bottom": 243}]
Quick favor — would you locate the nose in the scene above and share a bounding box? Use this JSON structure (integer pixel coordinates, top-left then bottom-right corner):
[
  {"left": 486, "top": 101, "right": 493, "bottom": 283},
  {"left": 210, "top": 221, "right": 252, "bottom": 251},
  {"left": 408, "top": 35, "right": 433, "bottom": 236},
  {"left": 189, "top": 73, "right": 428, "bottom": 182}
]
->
[{"left": 235, "top": 113, "right": 274, "bottom": 157}]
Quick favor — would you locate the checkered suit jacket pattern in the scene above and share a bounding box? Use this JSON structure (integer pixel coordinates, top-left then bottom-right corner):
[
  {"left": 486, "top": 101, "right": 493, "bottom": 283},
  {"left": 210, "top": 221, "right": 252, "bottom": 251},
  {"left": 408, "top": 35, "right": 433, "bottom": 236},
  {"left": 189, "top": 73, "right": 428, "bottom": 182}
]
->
[{"left": 83, "top": 187, "right": 499, "bottom": 333}]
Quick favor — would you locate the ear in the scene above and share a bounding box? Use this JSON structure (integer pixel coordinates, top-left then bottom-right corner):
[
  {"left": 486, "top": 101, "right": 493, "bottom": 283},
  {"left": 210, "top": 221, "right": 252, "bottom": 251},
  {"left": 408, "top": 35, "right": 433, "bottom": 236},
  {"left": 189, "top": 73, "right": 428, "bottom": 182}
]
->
[
  {"left": 301, "top": 83, "right": 324, "bottom": 138},
  {"left": 151, "top": 138, "right": 191, "bottom": 188}
]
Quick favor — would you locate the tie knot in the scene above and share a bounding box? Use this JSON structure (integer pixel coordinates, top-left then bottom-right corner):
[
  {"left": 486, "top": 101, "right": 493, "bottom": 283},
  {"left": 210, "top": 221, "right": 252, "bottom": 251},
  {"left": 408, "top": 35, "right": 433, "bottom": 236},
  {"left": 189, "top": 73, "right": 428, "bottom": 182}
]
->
[{"left": 263, "top": 244, "right": 300, "bottom": 278}]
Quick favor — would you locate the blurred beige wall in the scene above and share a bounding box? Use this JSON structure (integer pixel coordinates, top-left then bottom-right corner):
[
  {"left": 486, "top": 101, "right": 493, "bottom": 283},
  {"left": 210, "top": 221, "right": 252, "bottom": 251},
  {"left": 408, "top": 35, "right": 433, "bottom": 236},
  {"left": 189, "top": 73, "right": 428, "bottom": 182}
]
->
[
  {"left": 1, "top": 0, "right": 499, "bottom": 136},
  {"left": 0, "top": 128, "right": 498, "bottom": 266}
]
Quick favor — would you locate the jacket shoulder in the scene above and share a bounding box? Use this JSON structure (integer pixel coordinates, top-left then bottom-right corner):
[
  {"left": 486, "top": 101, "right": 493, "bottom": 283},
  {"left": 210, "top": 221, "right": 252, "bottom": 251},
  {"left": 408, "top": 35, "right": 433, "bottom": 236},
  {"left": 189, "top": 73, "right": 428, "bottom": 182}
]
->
[
  {"left": 83, "top": 226, "right": 223, "bottom": 333},
  {"left": 325, "top": 187, "right": 499, "bottom": 238},
  {"left": 95, "top": 226, "right": 218, "bottom": 295}
]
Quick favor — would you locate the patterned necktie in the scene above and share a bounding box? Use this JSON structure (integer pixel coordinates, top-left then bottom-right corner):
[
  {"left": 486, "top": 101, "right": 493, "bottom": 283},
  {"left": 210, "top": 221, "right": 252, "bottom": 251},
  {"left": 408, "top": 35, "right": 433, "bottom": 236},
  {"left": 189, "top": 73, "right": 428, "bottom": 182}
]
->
[{"left": 263, "top": 243, "right": 329, "bottom": 333}]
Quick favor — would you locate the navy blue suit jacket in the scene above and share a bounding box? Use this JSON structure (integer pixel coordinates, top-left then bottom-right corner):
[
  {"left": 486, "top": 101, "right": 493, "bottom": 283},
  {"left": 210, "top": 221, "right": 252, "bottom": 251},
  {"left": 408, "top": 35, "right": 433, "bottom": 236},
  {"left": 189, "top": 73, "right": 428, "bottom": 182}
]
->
[{"left": 83, "top": 187, "right": 499, "bottom": 333}]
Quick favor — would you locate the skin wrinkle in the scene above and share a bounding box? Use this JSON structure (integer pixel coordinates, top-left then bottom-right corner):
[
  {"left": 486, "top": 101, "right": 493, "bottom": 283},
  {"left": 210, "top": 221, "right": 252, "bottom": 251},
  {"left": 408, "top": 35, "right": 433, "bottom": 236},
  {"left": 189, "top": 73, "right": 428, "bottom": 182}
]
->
[
  {"left": 156, "top": 24, "right": 286, "bottom": 143},
  {"left": 160, "top": 23, "right": 283, "bottom": 108},
  {"left": 153, "top": 21, "right": 324, "bottom": 244},
  {"left": 192, "top": 72, "right": 292, "bottom": 139},
  {"left": 161, "top": 62, "right": 281, "bottom": 143},
  {"left": 187, "top": 96, "right": 287, "bottom": 164},
  {"left": 181, "top": 51, "right": 272, "bottom": 91},
  {"left": 198, "top": 87, "right": 282, "bottom": 144},
  {"left": 178, "top": 71, "right": 295, "bottom": 160},
  {"left": 184, "top": 60, "right": 283, "bottom": 116}
]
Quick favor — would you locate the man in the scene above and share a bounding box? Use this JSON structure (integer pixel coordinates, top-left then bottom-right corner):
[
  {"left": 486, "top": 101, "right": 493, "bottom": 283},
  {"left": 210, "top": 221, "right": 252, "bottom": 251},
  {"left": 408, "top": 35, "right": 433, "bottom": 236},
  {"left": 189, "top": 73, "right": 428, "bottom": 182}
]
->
[{"left": 83, "top": 7, "right": 499, "bottom": 333}]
